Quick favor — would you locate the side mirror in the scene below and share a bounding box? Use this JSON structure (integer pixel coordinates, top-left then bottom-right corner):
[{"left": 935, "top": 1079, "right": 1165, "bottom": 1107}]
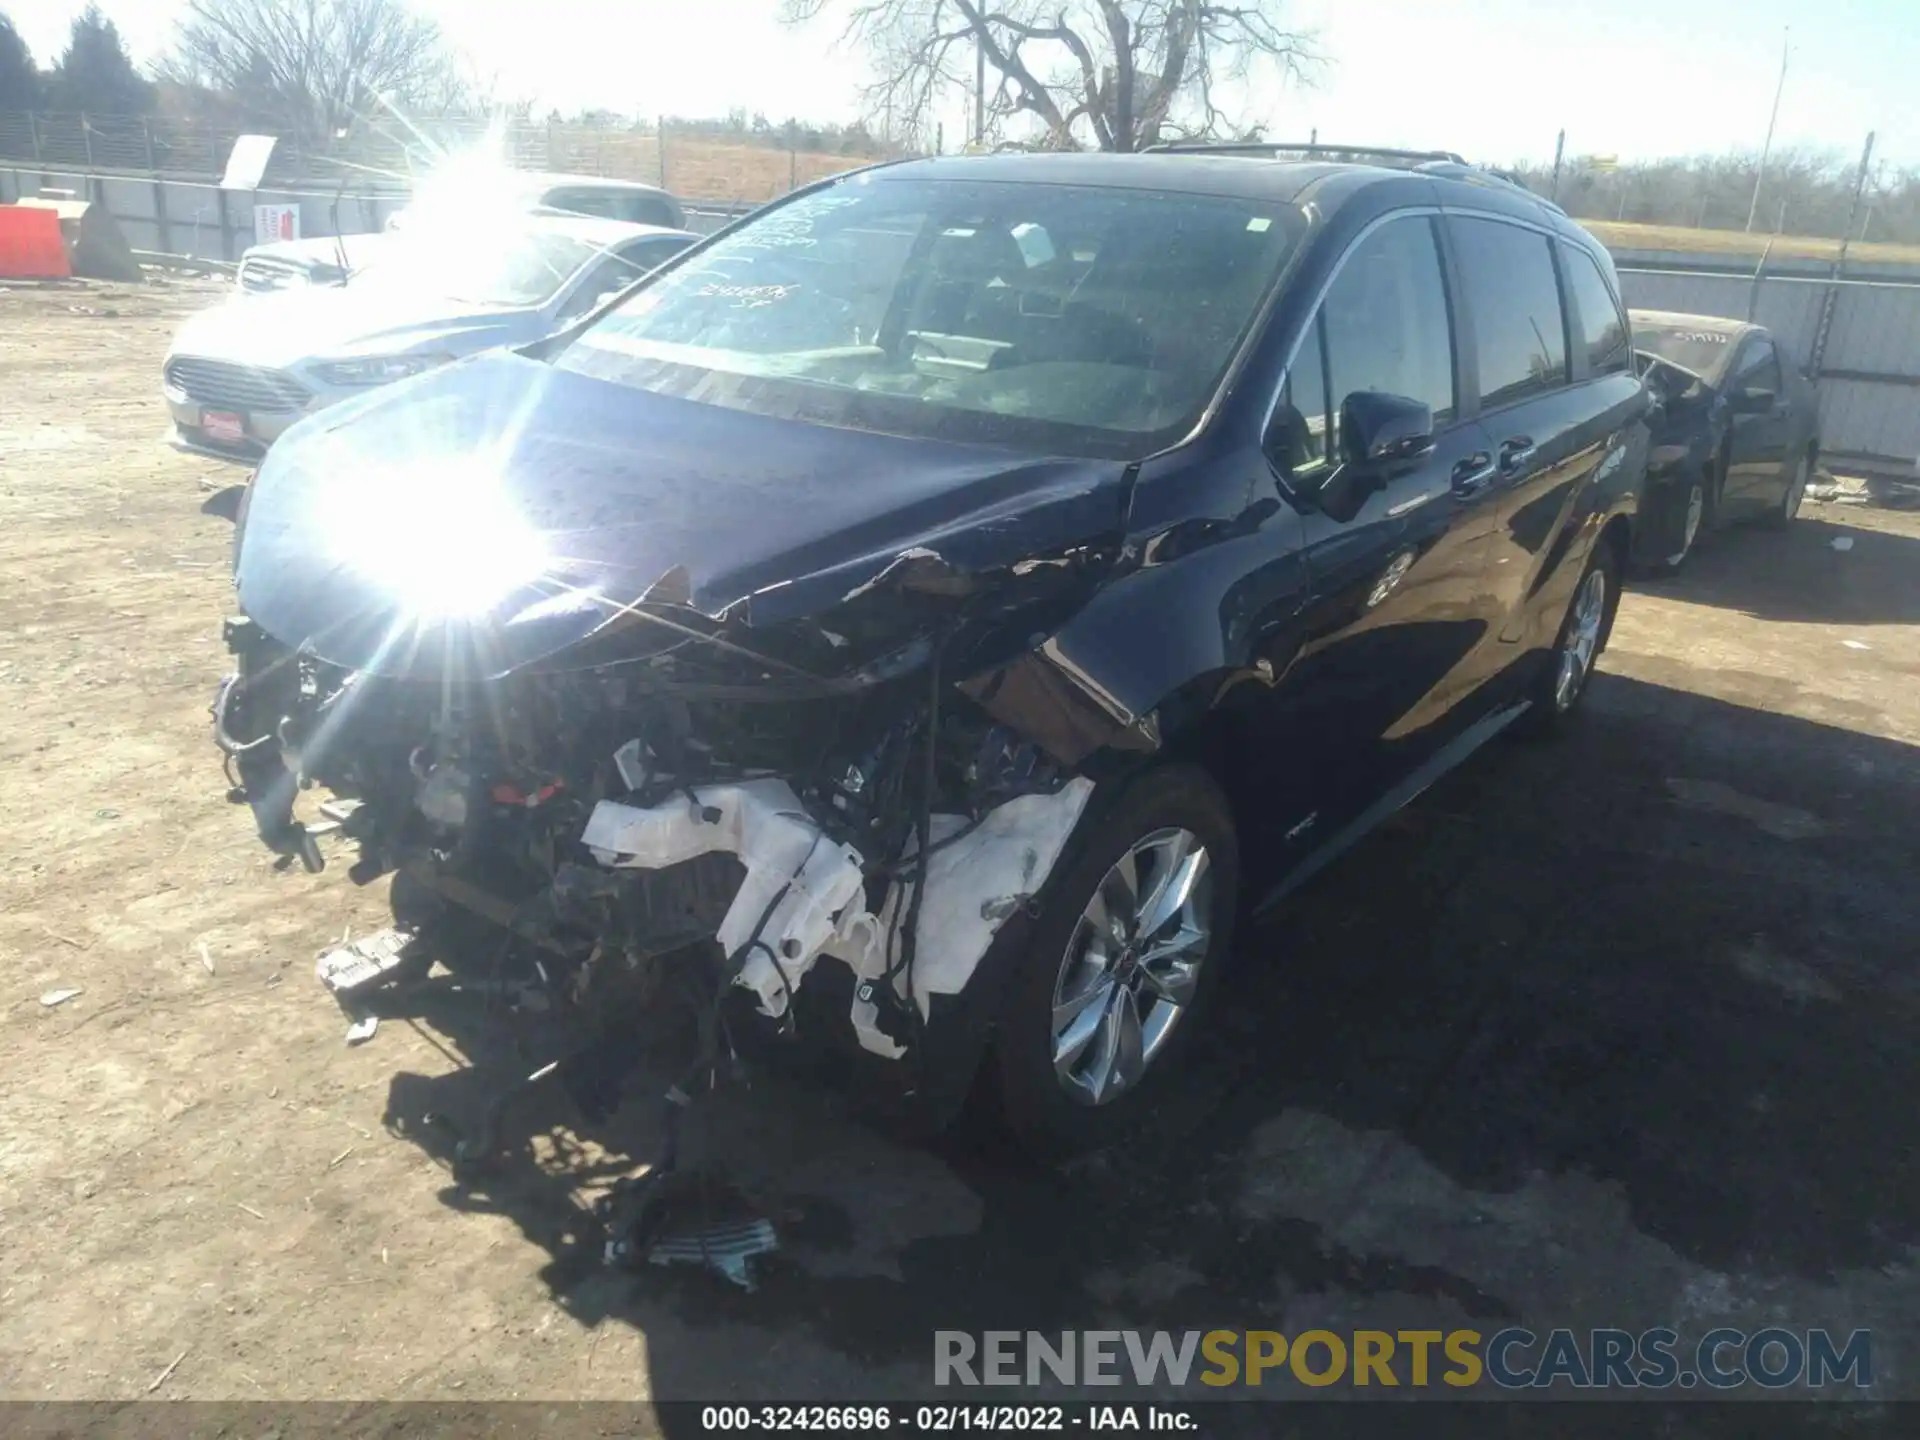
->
[
  {"left": 1339, "top": 390, "right": 1436, "bottom": 470},
  {"left": 1279, "top": 392, "right": 1435, "bottom": 522},
  {"left": 1732, "top": 388, "right": 1776, "bottom": 415}
]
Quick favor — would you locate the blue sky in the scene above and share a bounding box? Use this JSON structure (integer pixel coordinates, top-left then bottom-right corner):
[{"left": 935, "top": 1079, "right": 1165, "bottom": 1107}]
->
[{"left": 8, "top": 0, "right": 1917, "bottom": 166}]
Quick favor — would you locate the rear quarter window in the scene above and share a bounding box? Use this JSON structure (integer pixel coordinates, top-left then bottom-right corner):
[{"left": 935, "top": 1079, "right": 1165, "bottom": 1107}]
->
[{"left": 1562, "top": 245, "right": 1631, "bottom": 376}]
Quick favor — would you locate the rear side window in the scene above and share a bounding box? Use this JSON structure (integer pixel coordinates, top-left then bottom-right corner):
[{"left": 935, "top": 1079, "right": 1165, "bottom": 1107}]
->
[
  {"left": 613, "top": 195, "right": 681, "bottom": 227},
  {"left": 546, "top": 189, "right": 679, "bottom": 228},
  {"left": 1452, "top": 217, "right": 1568, "bottom": 408},
  {"left": 1562, "top": 245, "right": 1630, "bottom": 375},
  {"left": 545, "top": 188, "right": 620, "bottom": 219}
]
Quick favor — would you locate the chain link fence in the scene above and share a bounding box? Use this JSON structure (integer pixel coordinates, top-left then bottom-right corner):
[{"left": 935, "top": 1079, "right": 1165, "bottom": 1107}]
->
[{"left": 0, "top": 110, "right": 887, "bottom": 204}]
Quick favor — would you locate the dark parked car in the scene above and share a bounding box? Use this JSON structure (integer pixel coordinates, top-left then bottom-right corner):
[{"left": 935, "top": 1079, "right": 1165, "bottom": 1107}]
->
[
  {"left": 214, "top": 148, "right": 1644, "bottom": 1164},
  {"left": 1631, "top": 310, "right": 1821, "bottom": 568}
]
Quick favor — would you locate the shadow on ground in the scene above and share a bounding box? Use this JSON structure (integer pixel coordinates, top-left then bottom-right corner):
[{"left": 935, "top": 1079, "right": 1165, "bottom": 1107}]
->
[
  {"left": 1636, "top": 513, "right": 1920, "bottom": 628},
  {"left": 369, "top": 672, "right": 1920, "bottom": 1414}
]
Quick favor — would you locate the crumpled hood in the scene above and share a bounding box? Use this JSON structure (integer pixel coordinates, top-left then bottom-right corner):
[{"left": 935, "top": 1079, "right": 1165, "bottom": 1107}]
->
[
  {"left": 170, "top": 286, "right": 535, "bottom": 371},
  {"left": 236, "top": 350, "right": 1131, "bottom": 679}
]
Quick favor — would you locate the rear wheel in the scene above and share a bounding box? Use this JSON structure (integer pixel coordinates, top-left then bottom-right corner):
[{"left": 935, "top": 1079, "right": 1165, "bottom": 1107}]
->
[
  {"left": 1765, "top": 450, "right": 1811, "bottom": 529},
  {"left": 993, "top": 764, "right": 1239, "bottom": 1156}
]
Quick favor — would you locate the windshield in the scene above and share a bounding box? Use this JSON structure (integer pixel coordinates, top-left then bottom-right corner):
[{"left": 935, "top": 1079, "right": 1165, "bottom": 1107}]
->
[
  {"left": 557, "top": 175, "right": 1300, "bottom": 456},
  {"left": 1634, "top": 324, "right": 1739, "bottom": 384},
  {"left": 362, "top": 227, "right": 599, "bottom": 307}
]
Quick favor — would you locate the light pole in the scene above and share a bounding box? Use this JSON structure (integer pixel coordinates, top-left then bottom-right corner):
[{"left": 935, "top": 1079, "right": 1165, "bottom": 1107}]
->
[{"left": 1745, "top": 28, "right": 1790, "bottom": 232}]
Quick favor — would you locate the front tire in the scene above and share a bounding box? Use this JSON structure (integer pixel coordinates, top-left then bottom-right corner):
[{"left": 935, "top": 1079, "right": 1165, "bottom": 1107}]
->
[
  {"left": 993, "top": 763, "right": 1239, "bottom": 1157},
  {"left": 1765, "top": 450, "right": 1811, "bottom": 529},
  {"left": 1659, "top": 474, "right": 1708, "bottom": 570}
]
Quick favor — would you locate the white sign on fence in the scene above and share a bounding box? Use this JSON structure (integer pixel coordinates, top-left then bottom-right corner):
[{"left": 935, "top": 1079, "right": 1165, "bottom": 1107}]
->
[
  {"left": 222, "top": 134, "right": 278, "bottom": 191},
  {"left": 253, "top": 204, "right": 300, "bottom": 244}
]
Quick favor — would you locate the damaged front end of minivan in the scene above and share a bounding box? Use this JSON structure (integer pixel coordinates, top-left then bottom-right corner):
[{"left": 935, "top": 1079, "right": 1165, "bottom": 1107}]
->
[{"left": 211, "top": 353, "right": 1149, "bottom": 1156}]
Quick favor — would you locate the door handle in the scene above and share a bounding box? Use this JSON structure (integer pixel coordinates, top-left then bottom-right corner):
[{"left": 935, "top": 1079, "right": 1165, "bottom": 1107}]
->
[
  {"left": 1451, "top": 452, "right": 1496, "bottom": 495},
  {"left": 1499, "top": 436, "right": 1537, "bottom": 474}
]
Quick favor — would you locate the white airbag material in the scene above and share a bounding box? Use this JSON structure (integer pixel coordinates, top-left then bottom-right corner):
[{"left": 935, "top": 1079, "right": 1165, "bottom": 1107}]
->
[
  {"left": 581, "top": 779, "right": 869, "bottom": 1018},
  {"left": 579, "top": 773, "right": 1095, "bottom": 1052},
  {"left": 828, "top": 777, "right": 1094, "bottom": 1053}
]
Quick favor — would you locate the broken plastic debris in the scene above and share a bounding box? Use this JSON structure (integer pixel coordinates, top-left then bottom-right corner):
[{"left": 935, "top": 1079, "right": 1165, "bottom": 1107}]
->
[
  {"left": 39, "top": 987, "right": 82, "bottom": 1008},
  {"left": 582, "top": 780, "right": 869, "bottom": 1020},
  {"left": 648, "top": 1216, "right": 779, "bottom": 1291},
  {"left": 344, "top": 1015, "right": 379, "bottom": 1046},
  {"left": 1830, "top": 536, "right": 1855, "bottom": 552},
  {"left": 316, "top": 928, "right": 414, "bottom": 995},
  {"left": 1843, "top": 639, "right": 1871, "bottom": 651},
  {"left": 198, "top": 941, "right": 215, "bottom": 974}
]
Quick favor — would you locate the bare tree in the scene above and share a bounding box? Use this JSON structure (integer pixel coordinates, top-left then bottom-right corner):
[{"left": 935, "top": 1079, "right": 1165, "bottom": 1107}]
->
[
  {"left": 1509, "top": 146, "right": 1920, "bottom": 245},
  {"left": 783, "top": 0, "right": 1318, "bottom": 152},
  {"left": 164, "top": 0, "right": 465, "bottom": 140}
]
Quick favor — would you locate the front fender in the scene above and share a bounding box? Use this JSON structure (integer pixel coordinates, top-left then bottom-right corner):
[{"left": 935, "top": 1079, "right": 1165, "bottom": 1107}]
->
[{"left": 959, "top": 501, "right": 1311, "bottom": 775}]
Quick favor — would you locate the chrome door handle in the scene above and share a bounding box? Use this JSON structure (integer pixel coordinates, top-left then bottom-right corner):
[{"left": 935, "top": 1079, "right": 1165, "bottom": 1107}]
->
[{"left": 1451, "top": 453, "right": 1496, "bottom": 495}]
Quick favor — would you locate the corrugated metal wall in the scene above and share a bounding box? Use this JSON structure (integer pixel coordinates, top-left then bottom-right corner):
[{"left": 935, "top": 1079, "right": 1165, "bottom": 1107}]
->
[{"left": 1615, "top": 259, "right": 1920, "bottom": 474}]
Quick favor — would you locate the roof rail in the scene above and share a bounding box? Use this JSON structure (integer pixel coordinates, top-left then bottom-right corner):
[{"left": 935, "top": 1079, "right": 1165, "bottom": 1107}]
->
[{"left": 1142, "top": 140, "right": 1469, "bottom": 166}]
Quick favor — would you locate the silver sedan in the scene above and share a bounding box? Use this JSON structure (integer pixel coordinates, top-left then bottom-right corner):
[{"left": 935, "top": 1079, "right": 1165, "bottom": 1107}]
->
[{"left": 164, "top": 213, "right": 696, "bottom": 459}]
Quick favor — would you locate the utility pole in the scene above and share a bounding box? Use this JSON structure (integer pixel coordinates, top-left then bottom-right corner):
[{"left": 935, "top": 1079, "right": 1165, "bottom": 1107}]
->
[
  {"left": 1745, "top": 27, "right": 1789, "bottom": 232},
  {"left": 974, "top": 26, "right": 986, "bottom": 146},
  {"left": 1549, "top": 129, "right": 1566, "bottom": 203}
]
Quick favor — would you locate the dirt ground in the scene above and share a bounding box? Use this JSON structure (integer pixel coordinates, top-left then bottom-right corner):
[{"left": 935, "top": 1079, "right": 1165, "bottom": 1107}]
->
[{"left": 2, "top": 278, "right": 1917, "bottom": 1423}]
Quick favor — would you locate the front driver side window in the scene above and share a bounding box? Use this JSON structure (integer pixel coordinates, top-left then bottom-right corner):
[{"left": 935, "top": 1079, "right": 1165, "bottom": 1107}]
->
[
  {"left": 1320, "top": 214, "right": 1456, "bottom": 462},
  {"left": 1275, "top": 313, "right": 1331, "bottom": 478},
  {"left": 1734, "top": 338, "right": 1781, "bottom": 395},
  {"left": 1273, "top": 215, "right": 1453, "bottom": 481}
]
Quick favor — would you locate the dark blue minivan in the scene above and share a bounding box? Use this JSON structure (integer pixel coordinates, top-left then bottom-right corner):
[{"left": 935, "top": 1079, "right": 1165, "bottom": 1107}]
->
[{"left": 217, "top": 147, "right": 1645, "bottom": 1158}]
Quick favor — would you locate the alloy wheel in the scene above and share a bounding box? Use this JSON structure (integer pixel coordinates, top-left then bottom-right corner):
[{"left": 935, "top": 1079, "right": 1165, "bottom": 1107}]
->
[
  {"left": 1554, "top": 567, "right": 1609, "bottom": 712},
  {"left": 1050, "top": 827, "right": 1213, "bottom": 1107}
]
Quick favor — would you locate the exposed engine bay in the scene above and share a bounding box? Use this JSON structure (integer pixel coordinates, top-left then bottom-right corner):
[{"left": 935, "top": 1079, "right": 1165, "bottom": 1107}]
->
[{"left": 213, "top": 602, "right": 1094, "bottom": 1080}]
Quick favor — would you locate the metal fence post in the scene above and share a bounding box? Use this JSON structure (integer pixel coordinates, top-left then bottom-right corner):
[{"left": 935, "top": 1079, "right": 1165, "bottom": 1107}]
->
[
  {"left": 214, "top": 184, "right": 232, "bottom": 262},
  {"left": 658, "top": 117, "right": 667, "bottom": 189},
  {"left": 28, "top": 111, "right": 42, "bottom": 163},
  {"left": 81, "top": 113, "right": 93, "bottom": 167},
  {"left": 146, "top": 121, "right": 174, "bottom": 254},
  {"left": 1809, "top": 131, "right": 1876, "bottom": 384}
]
